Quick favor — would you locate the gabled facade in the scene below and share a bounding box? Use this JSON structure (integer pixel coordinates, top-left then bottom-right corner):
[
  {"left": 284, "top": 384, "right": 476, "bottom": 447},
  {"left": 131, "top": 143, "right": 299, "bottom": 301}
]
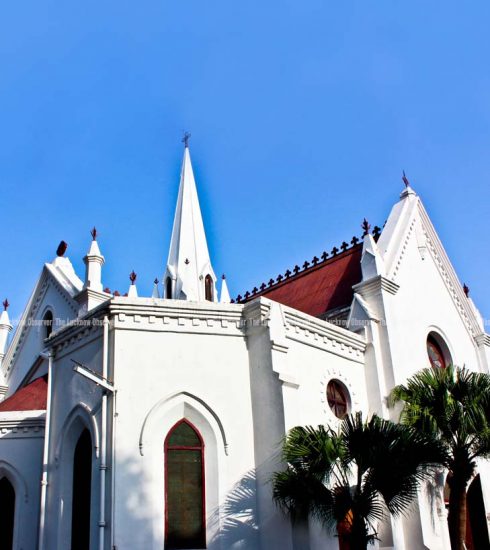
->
[{"left": 0, "top": 147, "right": 488, "bottom": 550}]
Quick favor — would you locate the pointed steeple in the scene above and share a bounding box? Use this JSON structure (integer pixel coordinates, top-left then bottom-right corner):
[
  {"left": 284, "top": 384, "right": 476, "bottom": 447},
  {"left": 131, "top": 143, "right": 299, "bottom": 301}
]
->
[{"left": 164, "top": 141, "right": 217, "bottom": 302}]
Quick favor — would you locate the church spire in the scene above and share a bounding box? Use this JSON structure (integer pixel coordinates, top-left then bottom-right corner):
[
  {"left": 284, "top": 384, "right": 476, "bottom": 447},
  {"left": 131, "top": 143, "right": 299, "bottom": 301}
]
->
[{"left": 164, "top": 139, "right": 217, "bottom": 302}]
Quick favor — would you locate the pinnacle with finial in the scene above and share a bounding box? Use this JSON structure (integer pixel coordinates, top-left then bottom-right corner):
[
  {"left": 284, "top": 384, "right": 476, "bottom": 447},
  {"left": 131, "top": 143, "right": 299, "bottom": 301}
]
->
[
  {"left": 129, "top": 271, "right": 137, "bottom": 284},
  {"left": 91, "top": 227, "right": 97, "bottom": 240},
  {"left": 2, "top": 299, "right": 9, "bottom": 311},
  {"left": 154, "top": 278, "right": 159, "bottom": 285}
]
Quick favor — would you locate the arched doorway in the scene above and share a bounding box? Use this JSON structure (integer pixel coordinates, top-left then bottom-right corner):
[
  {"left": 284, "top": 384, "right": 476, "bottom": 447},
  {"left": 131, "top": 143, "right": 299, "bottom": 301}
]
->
[
  {"left": 165, "top": 420, "right": 205, "bottom": 549},
  {"left": 0, "top": 477, "right": 15, "bottom": 549},
  {"left": 466, "top": 475, "right": 490, "bottom": 550},
  {"left": 71, "top": 429, "right": 92, "bottom": 550}
]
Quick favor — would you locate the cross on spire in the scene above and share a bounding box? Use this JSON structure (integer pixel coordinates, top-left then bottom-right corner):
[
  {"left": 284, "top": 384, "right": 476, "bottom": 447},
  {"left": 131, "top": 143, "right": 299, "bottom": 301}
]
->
[{"left": 182, "top": 131, "right": 191, "bottom": 148}]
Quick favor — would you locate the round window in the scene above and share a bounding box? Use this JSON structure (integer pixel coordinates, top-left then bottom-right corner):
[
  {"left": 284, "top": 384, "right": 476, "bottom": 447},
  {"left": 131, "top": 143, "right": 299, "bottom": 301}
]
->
[
  {"left": 427, "top": 336, "right": 447, "bottom": 369},
  {"left": 326, "top": 380, "right": 351, "bottom": 419}
]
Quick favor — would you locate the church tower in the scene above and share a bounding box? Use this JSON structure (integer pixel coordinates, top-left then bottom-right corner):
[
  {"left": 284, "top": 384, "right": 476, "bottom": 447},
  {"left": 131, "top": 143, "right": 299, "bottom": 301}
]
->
[{"left": 164, "top": 136, "right": 217, "bottom": 302}]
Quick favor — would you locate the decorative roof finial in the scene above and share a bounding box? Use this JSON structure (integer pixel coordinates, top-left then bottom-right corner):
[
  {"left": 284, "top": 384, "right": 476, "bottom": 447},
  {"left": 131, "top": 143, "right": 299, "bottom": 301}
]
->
[
  {"left": 91, "top": 227, "right": 97, "bottom": 241},
  {"left": 2, "top": 299, "right": 9, "bottom": 311},
  {"left": 402, "top": 170, "right": 410, "bottom": 188},
  {"left": 222, "top": 274, "right": 226, "bottom": 280},
  {"left": 361, "top": 218, "right": 371, "bottom": 236},
  {"left": 182, "top": 131, "right": 191, "bottom": 148},
  {"left": 463, "top": 283, "right": 470, "bottom": 297},
  {"left": 129, "top": 271, "right": 137, "bottom": 285},
  {"left": 154, "top": 277, "right": 159, "bottom": 285},
  {"left": 56, "top": 241, "right": 68, "bottom": 257}
]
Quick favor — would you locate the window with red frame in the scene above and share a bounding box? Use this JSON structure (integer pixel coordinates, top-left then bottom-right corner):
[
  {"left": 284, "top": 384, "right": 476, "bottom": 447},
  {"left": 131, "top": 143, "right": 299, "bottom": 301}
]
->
[
  {"left": 165, "top": 420, "right": 205, "bottom": 549},
  {"left": 427, "top": 336, "right": 447, "bottom": 369},
  {"left": 327, "top": 380, "right": 350, "bottom": 419}
]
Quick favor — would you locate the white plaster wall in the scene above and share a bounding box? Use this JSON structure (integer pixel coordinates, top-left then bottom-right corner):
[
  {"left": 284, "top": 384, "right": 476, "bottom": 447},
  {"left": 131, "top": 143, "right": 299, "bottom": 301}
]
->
[
  {"left": 0, "top": 415, "right": 44, "bottom": 550},
  {"left": 287, "top": 340, "right": 368, "bottom": 426},
  {"left": 385, "top": 228, "right": 480, "bottom": 387},
  {"left": 245, "top": 321, "right": 296, "bottom": 550},
  {"left": 43, "top": 333, "right": 104, "bottom": 550},
  {"left": 110, "top": 323, "right": 257, "bottom": 550}
]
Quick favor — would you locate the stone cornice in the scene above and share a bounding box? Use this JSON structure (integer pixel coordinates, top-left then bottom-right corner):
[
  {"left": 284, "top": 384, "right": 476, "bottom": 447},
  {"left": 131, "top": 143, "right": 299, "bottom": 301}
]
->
[
  {"left": 283, "top": 309, "right": 365, "bottom": 363},
  {"left": 241, "top": 298, "right": 366, "bottom": 362},
  {"left": 353, "top": 275, "right": 400, "bottom": 298},
  {"left": 0, "top": 411, "right": 45, "bottom": 439},
  {"left": 49, "top": 298, "right": 247, "bottom": 354},
  {"left": 475, "top": 333, "right": 490, "bottom": 348}
]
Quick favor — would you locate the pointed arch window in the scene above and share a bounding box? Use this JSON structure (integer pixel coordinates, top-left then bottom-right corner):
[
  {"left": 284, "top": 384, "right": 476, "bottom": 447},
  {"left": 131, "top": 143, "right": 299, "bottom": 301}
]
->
[
  {"left": 43, "top": 310, "right": 54, "bottom": 339},
  {"left": 204, "top": 275, "right": 213, "bottom": 302},
  {"left": 71, "top": 429, "right": 92, "bottom": 550},
  {"left": 166, "top": 278, "right": 173, "bottom": 299},
  {"left": 0, "top": 477, "right": 15, "bottom": 550},
  {"left": 165, "top": 420, "right": 205, "bottom": 549}
]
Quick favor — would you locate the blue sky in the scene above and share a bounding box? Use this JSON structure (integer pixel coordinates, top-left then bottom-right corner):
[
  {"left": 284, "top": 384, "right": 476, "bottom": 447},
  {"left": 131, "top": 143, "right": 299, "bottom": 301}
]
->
[{"left": 1, "top": 0, "right": 489, "bottom": 326}]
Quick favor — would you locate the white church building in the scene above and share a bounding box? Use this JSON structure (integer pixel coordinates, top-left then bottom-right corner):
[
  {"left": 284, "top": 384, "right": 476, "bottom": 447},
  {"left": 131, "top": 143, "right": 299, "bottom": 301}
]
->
[{"left": 0, "top": 142, "right": 489, "bottom": 550}]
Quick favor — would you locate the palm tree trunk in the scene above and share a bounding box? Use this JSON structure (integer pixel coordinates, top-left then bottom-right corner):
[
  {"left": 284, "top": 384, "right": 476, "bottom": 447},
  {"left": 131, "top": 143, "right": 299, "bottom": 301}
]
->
[
  {"left": 350, "top": 517, "right": 369, "bottom": 550},
  {"left": 337, "top": 513, "right": 369, "bottom": 550},
  {"left": 448, "top": 477, "right": 468, "bottom": 550}
]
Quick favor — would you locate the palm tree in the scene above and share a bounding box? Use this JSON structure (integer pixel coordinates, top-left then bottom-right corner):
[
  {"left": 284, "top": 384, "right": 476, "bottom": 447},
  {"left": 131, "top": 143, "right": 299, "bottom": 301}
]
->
[
  {"left": 272, "top": 412, "right": 445, "bottom": 549},
  {"left": 389, "top": 366, "right": 490, "bottom": 550}
]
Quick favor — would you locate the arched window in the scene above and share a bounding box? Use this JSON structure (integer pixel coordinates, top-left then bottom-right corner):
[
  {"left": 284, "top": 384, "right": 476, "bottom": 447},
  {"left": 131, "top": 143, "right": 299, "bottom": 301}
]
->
[
  {"left": 165, "top": 420, "right": 205, "bottom": 549},
  {"left": 71, "top": 429, "right": 92, "bottom": 550},
  {"left": 43, "top": 310, "right": 54, "bottom": 339},
  {"left": 166, "top": 278, "right": 172, "bottom": 299},
  {"left": 0, "top": 477, "right": 15, "bottom": 550},
  {"left": 427, "top": 335, "right": 449, "bottom": 369},
  {"left": 204, "top": 275, "right": 213, "bottom": 302}
]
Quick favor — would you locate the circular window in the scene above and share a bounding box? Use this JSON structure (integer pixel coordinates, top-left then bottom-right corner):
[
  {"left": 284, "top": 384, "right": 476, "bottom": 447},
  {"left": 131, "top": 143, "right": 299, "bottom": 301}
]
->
[
  {"left": 326, "top": 380, "right": 351, "bottom": 419},
  {"left": 427, "top": 335, "right": 448, "bottom": 369}
]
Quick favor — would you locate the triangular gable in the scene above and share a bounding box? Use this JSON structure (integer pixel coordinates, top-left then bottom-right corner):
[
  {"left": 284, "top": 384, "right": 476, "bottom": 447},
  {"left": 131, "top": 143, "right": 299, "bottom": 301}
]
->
[
  {"left": 377, "top": 189, "right": 484, "bottom": 339},
  {"left": 3, "top": 261, "right": 82, "bottom": 393}
]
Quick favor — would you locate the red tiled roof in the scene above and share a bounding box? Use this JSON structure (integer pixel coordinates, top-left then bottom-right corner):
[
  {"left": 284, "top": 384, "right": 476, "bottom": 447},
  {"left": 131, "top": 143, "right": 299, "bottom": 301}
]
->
[
  {"left": 0, "top": 375, "right": 48, "bottom": 412},
  {"left": 242, "top": 244, "right": 363, "bottom": 318}
]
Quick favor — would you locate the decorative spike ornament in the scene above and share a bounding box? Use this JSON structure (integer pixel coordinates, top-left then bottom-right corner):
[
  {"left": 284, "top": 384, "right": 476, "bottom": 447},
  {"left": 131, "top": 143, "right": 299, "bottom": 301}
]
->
[{"left": 361, "top": 218, "right": 371, "bottom": 236}]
